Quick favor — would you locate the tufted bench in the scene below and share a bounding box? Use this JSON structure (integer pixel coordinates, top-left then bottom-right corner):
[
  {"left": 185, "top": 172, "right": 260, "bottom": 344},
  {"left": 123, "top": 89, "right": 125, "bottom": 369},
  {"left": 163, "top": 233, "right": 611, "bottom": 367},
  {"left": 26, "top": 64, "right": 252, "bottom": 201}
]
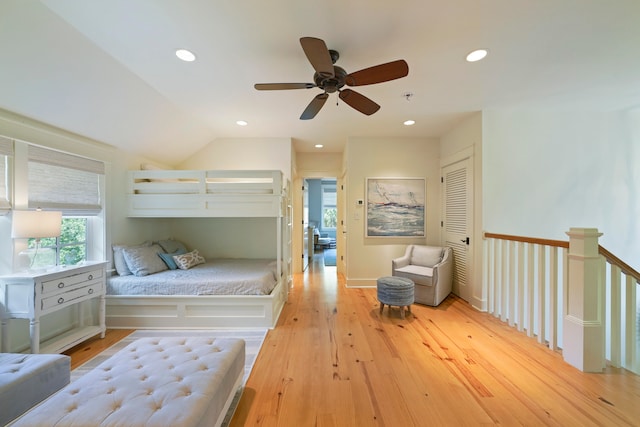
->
[
  {"left": 10, "top": 336, "right": 245, "bottom": 427},
  {"left": 0, "top": 353, "right": 70, "bottom": 426}
]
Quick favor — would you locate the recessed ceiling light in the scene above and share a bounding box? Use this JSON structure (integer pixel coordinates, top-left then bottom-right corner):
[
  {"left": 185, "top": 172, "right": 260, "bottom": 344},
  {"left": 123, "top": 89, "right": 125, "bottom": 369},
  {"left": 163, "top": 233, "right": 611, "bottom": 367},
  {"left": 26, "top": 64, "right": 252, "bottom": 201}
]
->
[
  {"left": 404, "top": 120, "right": 415, "bottom": 126},
  {"left": 236, "top": 120, "right": 248, "bottom": 126},
  {"left": 466, "top": 49, "right": 488, "bottom": 62},
  {"left": 315, "top": 144, "right": 323, "bottom": 148},
  {"left": 175, "top": 49, "right": 196, "bottom": 62}
]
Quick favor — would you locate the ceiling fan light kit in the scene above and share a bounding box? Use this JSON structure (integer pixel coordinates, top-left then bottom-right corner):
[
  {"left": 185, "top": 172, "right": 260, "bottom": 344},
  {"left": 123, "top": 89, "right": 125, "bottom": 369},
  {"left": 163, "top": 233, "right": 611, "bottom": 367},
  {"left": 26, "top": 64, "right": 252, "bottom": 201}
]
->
[{"left": 254, "top": 37, "right": 409, "bottom": 120}]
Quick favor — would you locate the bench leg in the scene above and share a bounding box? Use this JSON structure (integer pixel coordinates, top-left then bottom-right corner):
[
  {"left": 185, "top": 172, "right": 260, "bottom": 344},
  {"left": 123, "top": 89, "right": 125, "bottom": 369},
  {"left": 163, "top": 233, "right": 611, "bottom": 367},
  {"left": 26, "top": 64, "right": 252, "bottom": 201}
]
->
[
  {"left": 379, "top": 303, "right": 385, "bottom": 314},
  {"left": 400, "top": 306, "right": 405, "bottom": 319}
]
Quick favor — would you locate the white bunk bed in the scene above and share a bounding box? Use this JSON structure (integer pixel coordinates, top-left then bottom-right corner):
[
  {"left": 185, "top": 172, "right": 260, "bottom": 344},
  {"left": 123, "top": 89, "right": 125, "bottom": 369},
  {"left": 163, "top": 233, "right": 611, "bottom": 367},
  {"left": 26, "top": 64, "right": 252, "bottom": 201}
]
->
[{"left": 106, "top": 169, "right": 292, "bottom": 329}]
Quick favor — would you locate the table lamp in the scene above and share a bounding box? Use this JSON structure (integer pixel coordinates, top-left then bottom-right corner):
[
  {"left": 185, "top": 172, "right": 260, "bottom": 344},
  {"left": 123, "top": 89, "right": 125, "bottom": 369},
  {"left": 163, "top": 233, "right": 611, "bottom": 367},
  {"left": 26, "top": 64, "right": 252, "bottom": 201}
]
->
[{"left": 11, "top": 209, "right": 62, "bottom": 269}]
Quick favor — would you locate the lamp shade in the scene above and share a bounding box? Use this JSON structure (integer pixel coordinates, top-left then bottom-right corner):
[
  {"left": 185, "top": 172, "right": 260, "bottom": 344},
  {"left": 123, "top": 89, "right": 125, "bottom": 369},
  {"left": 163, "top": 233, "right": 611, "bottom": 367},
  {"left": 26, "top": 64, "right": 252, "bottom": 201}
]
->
[{"left": 11, "top": 210, "right": 62, "bottom": 239}]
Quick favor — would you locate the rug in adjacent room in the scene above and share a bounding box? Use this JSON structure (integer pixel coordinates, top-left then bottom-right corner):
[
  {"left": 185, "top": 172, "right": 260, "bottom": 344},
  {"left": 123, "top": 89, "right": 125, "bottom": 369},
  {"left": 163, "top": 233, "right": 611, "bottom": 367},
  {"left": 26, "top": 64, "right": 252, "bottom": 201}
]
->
[
  {"left": 71, "top": 328, "right": 267, "bottom": 427},
  {"left": 324, "top": 248, "right": 336, "bottom": 266}
]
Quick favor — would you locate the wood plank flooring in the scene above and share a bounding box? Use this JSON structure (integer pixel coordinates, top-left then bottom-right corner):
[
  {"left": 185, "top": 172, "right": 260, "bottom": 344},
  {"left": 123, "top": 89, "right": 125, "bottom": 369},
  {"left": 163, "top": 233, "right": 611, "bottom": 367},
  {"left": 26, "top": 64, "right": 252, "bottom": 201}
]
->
[
  {"left": 230, "top": 253, "right": 640, "bottom": 426},
  {"left": 65, "top": 251, "right": 640, "bottom": 426}
]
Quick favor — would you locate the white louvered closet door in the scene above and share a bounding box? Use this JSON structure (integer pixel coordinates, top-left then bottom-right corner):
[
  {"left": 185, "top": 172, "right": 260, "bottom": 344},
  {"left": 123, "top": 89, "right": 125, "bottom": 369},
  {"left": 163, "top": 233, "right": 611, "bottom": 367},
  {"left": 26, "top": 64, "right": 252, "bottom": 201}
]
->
[{"left": 442, "top": 158, "right": 472, "bottom": 302}]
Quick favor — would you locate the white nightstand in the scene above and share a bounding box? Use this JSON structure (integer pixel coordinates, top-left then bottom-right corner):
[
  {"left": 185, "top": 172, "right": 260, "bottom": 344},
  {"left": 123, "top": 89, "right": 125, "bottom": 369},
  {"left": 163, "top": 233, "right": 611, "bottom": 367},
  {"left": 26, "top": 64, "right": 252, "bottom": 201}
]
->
[{"left": 0, "top": 261, "right": 107, "bottom": 354}]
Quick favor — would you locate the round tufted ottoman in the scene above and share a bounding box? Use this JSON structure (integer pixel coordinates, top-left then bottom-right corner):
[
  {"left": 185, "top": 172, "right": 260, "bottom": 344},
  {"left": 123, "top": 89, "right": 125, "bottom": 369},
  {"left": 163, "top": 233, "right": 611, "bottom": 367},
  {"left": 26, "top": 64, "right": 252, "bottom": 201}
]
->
[{"left": 377, "top": 276, "right": 415, "bottom": 319}]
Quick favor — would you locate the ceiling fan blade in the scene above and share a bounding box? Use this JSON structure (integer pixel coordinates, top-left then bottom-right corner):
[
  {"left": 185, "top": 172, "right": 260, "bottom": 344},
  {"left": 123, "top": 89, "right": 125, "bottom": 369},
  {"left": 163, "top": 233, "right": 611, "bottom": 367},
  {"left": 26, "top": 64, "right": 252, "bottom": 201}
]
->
[
  {"left": 338, "top": 89, "right": 380, "bottom": 116},
  {"left": 300, "top": 93, "right": 329, "bottom": 120},
  {"left": 345, "top": 60, "right": 409, "bottom": 86},
  {"left": 254, "top": 83, "right": 315, "bottom": 90},
  {"left": 300, "top": 37, "right": 334, "bottom": 78}
]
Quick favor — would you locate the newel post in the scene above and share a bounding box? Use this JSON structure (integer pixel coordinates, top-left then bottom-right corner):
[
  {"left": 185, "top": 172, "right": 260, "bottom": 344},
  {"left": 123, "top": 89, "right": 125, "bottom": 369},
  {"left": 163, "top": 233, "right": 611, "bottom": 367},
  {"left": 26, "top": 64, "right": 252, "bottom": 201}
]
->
[{"left": 563, "top": 228, "right": 605, "bottom": 372}]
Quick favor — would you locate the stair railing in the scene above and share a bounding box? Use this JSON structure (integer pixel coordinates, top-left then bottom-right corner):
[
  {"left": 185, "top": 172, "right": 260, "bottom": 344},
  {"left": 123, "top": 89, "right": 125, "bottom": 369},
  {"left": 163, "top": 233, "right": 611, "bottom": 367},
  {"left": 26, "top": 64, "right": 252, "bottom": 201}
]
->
[{"left": 483, "top": 231, "right": 639, "bottom": 374}]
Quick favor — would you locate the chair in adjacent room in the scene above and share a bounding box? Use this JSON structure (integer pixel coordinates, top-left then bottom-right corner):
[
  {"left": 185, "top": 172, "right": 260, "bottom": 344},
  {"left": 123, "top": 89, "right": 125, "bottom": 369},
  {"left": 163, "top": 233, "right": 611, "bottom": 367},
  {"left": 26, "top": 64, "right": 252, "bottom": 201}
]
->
[{"left": 391, "top": 245, "right": 453, "bottom": 306}]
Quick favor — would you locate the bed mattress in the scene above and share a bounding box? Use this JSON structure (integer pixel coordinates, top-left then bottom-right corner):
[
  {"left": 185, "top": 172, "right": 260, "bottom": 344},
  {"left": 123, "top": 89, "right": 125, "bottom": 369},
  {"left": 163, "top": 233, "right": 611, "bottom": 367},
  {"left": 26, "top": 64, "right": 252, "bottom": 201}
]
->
[{"left": 107, "top": 258, "right": 277, "bottom": 296}]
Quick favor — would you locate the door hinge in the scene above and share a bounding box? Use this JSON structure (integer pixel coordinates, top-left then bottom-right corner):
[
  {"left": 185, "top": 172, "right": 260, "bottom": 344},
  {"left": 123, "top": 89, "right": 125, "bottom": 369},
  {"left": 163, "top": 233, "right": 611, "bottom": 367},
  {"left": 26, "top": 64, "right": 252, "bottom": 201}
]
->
[
  {"left": 441, "top": 177, "right": 444, "bottom": 183},
  {"left": 441, "top": 221, "right": 443, "bottom": 227}
]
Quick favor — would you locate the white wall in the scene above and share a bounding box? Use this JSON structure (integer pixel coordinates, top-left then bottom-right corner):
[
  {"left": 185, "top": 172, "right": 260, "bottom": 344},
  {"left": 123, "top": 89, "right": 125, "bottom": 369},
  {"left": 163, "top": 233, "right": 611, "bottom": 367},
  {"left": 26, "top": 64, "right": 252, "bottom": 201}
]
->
[
  {"left": 344, "top": 137, "right": 441, "bottom": 286},
  {"left": 483, "top": 109, "right": 640, "bottom": 271},
  {"left": 177, "top": 137, "right": 292, "bottom": 181}
]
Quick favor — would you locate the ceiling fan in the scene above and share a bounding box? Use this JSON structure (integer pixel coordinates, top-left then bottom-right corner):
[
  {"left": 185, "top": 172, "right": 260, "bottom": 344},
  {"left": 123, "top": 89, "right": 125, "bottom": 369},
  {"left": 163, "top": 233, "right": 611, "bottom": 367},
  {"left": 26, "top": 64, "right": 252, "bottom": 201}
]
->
[{"left": 254, "top": 37, "right": 409, "bottom": 120}]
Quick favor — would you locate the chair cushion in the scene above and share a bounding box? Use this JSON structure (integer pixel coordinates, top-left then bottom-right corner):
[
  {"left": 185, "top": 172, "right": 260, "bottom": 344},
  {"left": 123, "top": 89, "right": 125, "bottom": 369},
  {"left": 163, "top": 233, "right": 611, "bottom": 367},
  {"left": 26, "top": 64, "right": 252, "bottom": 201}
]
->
[
  {"left": 410, "top": 246, "right": 443, "bottom": 267},
  {"left": 395, "top": 265, "right": 434, "bottom": 278}
]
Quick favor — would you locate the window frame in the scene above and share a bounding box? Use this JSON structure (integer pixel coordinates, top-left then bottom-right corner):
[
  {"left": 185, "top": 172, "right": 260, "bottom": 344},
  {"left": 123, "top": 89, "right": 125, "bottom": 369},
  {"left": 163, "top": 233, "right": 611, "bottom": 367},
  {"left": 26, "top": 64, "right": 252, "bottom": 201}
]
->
[{"left": 321, "top": 182, "right": 337, "bottom": 231}]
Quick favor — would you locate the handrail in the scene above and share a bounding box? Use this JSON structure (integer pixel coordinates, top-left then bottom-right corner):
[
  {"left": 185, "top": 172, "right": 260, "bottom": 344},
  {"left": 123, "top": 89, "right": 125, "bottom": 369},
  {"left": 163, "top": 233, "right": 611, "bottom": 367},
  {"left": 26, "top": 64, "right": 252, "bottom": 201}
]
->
[
  {"left": 483, "top": 232, "right": 569, "bottom": 249},
  {"left": 484, "top": 232, "right": 639, "bottom": 285},
  {"left": 599, "top": 245, "right": 640, "bottom": 284}
]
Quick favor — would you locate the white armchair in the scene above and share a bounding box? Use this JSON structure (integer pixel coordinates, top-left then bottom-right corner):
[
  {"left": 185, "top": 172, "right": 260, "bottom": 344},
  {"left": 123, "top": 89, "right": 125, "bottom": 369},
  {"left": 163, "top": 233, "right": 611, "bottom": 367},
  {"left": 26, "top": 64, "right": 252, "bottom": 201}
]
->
[{"left": 392, "top": 245, "right": 453, "bottom": 306}]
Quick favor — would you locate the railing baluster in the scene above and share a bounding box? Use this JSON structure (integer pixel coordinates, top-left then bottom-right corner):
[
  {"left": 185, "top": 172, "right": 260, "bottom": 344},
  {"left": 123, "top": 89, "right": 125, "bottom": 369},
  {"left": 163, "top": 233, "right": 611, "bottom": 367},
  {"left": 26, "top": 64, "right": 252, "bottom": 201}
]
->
[
  {"left": 508, "top": 240, "right": 516, "bottom": 327},
  {"left": 562, "top": 247, "right": 568, "bottom": 349},
  {"left": 549, "top": 246, "right": 558, "bottom": 350},
  {"left": 517, "top": 241, "right": 525, "bottom": 332},
  {"left": 625, "top": 275, "right": 637, "bottom": 370},
  {"left": 610, "top": 264, "right": 621, "bottom": 367},
  {"left": 527, "top": 243, "right": 535, "bottom": 338},
  {"left": 537, "top": 244, "right": 546, "bottom": 345},
  {"left": 501, "top": 239, "right": 508, "bottom": 321},
  {"left": 492, "top": 238, "right": 500, "bottom": 318}
]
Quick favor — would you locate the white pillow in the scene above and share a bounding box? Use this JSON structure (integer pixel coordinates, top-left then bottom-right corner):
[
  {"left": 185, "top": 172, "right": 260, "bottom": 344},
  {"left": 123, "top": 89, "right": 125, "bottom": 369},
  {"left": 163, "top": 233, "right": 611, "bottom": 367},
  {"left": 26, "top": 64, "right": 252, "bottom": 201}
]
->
[
  {"left": 112, "top": 241, "right": 151, "bottom": 276},
  {"left": 173, "top": 250, "right": 206, "bottom": 270},
  {"left": 122, "top": 244, "right": 168, "bottom": 276}
]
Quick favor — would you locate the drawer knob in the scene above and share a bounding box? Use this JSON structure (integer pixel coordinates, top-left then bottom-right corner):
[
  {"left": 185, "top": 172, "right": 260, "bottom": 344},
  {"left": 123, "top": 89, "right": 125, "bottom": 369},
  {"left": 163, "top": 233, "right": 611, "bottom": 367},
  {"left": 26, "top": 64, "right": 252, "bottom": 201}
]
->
[
  {"left": 57, "top": 297, "right": 64, "bottom": 304},
  {"left": 58, "top": 282, "right": 65, "bottom": 289},
  {"left": 88, "top": 274, "right": 93, "bottom": 280},
  {"left": 88, "top": 288, "right": 94, "bottom": 295}
]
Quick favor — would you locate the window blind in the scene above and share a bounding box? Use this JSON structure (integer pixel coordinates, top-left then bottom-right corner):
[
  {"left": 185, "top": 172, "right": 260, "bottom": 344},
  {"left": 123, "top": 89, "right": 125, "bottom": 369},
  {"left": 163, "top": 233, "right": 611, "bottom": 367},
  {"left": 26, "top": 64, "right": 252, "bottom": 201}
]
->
[
  {"left": 28, "top": 145, "right": 104, "bottom": 215},
  {"left": 0, "top": 136, "right": 13, "bottom": 211}
]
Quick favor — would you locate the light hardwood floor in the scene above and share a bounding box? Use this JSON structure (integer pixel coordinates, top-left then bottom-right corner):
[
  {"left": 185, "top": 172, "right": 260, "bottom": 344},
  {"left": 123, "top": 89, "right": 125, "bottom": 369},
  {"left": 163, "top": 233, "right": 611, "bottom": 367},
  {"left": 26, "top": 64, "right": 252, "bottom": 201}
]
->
[
  {"left": 230, "top": 252, "right": 640, "bottom": 426},
  {"left": 66, "top": 252, "right": 640, "bottom": 426}
]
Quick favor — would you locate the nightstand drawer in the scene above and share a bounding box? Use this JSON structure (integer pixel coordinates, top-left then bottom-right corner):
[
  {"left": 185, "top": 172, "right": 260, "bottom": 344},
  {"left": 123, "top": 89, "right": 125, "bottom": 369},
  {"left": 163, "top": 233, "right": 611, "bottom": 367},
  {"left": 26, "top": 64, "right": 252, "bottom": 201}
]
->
[
  {"left": 41, "top": 282, "right": 104, "bottom": 311},
  {"left": 40, "top": 268, "right": 104, "bottom": 295}
]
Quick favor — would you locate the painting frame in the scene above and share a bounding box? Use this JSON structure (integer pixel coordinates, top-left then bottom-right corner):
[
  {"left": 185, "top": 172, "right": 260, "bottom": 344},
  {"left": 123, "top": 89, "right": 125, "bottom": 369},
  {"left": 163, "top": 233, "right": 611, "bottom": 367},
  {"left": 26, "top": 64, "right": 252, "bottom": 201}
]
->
[{"left": 365, "top": 177, "right": 426, "bottom": 238}]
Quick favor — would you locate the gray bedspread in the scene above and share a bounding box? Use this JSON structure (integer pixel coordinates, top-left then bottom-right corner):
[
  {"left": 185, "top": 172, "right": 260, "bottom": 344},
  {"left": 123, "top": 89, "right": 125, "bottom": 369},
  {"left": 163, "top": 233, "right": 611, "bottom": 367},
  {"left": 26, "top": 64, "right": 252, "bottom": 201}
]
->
[{"left": 107, "top": 259, "right": 278, "bottom": 296}]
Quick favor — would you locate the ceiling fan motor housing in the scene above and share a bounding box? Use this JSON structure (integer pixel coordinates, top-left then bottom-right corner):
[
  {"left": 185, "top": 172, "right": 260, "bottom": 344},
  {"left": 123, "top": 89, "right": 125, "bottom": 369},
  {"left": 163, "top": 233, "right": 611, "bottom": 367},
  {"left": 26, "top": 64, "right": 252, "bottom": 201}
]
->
[{"left": 314, "top": 66, "right": 347, "bottom": 93}]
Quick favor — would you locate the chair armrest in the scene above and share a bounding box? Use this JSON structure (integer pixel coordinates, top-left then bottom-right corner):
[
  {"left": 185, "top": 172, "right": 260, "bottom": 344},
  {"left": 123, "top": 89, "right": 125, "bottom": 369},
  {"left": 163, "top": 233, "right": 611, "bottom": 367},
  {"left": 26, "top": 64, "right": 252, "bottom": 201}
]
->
[
  {"left": 392, "top": 245, "right": 413, "bottom": 271},
  {"left": 432, "top": 248, "right": 453, "bottom": 285},
  {"left": 392, "top": 254, "right": 411, "bottom": 271}
]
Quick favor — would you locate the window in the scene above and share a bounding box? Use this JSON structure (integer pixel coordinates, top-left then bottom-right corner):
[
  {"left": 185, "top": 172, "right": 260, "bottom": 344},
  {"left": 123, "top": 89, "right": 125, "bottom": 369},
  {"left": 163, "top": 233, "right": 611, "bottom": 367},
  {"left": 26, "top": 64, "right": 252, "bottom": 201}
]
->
[
  {"left": 321, "top": 183, "right": 337, "bottom": 229},
  {"left": 0, "top": 136, "right": 13, "bottom": 212},
  {"left": 28, "top": 217, "right": 87, "bottom": 267},
  {"left": 25, "top": 145, "right": 105, "bottom": 266},
  {"left": 28, "top": 146, "right": 103, "bottom": 214}
]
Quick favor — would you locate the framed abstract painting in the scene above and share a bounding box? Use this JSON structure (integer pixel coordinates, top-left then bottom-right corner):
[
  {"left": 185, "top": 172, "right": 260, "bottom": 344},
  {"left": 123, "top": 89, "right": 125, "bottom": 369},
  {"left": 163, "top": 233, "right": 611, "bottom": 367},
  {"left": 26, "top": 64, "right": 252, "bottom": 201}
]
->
[{"left": 365, "top": 177, "right": 425, "bottom": 237}]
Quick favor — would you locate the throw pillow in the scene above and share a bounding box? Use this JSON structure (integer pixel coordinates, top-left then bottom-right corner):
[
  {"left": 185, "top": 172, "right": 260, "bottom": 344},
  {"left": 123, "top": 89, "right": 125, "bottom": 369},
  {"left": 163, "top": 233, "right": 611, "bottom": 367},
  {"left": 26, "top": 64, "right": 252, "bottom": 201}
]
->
[
  {"left": 173, "top": 249, "right": 206, "bottom": 270},
  {"left": 122, "top": 244, "right": 168, "bottom": 276},
  {"left": 158, "top": 249, "right": 187, "bottom": 270},
  {"left": 112, "top": 241, "right": 151, "bottom": 276},
  {"left": 157, "top": 239, "right": 188, "bottom": 254}
]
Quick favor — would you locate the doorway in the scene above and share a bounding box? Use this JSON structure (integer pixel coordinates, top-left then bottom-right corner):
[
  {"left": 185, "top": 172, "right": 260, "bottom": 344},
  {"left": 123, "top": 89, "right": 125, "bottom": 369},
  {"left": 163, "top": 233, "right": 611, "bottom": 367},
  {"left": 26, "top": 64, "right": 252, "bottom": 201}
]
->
[{"left": 305, "top": 178, "right": 338, "bottom": 270}]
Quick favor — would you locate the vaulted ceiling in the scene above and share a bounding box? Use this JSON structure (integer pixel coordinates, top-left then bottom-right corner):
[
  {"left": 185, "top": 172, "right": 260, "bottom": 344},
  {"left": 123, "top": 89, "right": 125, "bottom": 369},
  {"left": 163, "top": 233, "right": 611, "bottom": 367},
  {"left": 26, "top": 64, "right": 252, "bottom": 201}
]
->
[{"left": 1, "top": 1, "right": 639, "bottom": 165}]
